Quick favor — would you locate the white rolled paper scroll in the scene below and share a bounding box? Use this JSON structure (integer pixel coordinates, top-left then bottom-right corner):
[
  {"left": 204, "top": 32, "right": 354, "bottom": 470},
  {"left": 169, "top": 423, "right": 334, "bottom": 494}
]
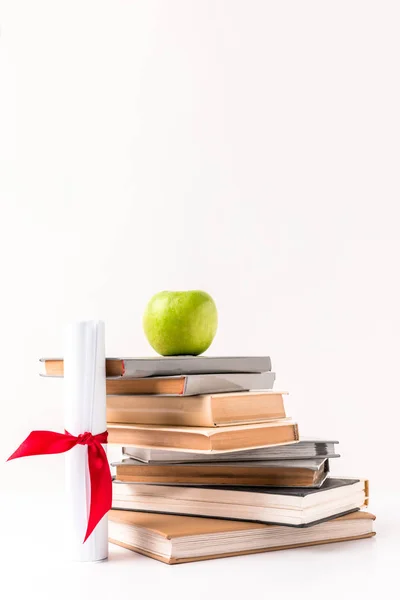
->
[{"left": 64, "top": 320, "right": 108, "bottom": 562}]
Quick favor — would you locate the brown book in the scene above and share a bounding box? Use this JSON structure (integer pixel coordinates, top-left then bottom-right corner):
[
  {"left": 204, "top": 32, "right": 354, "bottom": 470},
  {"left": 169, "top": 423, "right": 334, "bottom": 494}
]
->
[
  {"left": 107, "top": 391, "right": 286, "bottom": 427},
  {"left": 108, "top": 510, "right": 376, "bottom": 564},
  {"left": 107, "top": 419, "right": 299, "bottom": 452},
  {"left": 106, "top": 377, "right": 188, "bottom": 395},
  {"left": 114, "top": 457, "right": 328, "bottom": 487}
]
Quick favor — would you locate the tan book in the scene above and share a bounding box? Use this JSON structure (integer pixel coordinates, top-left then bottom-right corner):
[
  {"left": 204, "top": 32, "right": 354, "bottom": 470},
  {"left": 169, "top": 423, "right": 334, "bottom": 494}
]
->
[
  {"left": 107, "top": 391, "right": 286, "bottom": 427},
  {"left": 108, "top": 510, "right": 376, "bottom": 564},
  {"left": 107, "top": 419, "right": 299, "bottom": 453},
  {"left": 114, "top": 457, "right": 328, "bottom": 487}
]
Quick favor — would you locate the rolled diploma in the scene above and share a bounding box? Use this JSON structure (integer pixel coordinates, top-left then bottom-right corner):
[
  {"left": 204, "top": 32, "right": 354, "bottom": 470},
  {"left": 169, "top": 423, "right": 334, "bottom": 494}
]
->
[{"left": 64, "top": 321, "right": 108, "bottom": 561}]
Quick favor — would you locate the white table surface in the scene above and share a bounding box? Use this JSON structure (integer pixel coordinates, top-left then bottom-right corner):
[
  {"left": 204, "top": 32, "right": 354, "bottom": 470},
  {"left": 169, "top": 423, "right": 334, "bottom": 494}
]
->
[{"left": 0, "top": 490, "right": 396, "bottom": 600}]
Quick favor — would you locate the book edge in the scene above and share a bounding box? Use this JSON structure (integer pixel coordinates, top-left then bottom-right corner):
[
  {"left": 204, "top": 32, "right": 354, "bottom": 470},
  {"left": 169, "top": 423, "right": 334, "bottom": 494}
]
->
[{"left": 109, "top": 531, "right": 376, "bottom": 565}]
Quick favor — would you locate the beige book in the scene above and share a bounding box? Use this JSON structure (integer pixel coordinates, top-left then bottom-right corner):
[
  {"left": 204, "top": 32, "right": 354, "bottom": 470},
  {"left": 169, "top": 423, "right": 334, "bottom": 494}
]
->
[
  {"left": 107, "top": 391, "right": 286, "bottom": 427},
  {"left": 107, "top": 419, "right": 299, "bottom": 453},
  {"left": 112, "top": 477, "right": 368, "bottom": 525},
  {"left": 108, "top": 510, "right": 376, "bottom": 564}
]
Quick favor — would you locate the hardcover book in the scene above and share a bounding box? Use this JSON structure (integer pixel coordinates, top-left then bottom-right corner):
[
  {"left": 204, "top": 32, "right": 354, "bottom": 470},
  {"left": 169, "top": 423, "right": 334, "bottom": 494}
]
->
[
  {"left": 107, "top": 390, "right": 285, "bottom": 427},
  {"left": 40, "top": 355, "right": 272, "bottom": 378},
  {"left": 104, "top": 371, "right": 276, "bottom": 396},
  {"left": 108, "top": 510, "right": 375, "bottom": 564},
  {"left": 107, "top": 419, "right": 299, "bottom": 452},
  {"left": 113, "top": 457, "right": 329, "bottom": 488},
  {"left": 112, "top": 477, "right": 368, "bottom": 526}
]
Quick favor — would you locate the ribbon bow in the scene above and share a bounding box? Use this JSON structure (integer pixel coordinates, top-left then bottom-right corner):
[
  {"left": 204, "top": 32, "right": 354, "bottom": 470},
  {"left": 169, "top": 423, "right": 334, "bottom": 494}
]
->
[{"left": 7, "top": 429, "right": 111, "bottom": 543}]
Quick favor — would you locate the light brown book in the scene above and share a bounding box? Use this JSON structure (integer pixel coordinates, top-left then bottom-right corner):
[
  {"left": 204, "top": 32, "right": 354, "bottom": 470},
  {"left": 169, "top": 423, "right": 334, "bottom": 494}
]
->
[
  {"left": 42, "top": 358, "right": 125, "bottom": 377},
  {"left": 107, "top": 419, "right": 299, "bottom": 452},
  {"left": 107, "top": 391, "right": 286, "bottom": 427},
  {"left": 108, "top": 510, "right": 376, "bottom": 564},
  {"left": 114, "top": 457, "right": 328, "bottom": 487},
  {"left": 106, "top": 377, "right": 189, "bottom": 395}
]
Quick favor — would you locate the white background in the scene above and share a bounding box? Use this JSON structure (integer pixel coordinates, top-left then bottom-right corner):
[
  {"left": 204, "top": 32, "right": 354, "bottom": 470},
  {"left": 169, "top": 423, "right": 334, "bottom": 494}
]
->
[{"left": 0, "top": 1, "right": 399, "bottom": 596}]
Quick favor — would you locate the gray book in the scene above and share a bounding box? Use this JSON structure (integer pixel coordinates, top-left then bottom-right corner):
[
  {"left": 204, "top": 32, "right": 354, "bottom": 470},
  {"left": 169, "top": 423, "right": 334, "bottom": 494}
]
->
[
  {"left": 173, "top": 371, "right": 275, "bottom": 395},
  {"left": 108, "top": 371, "right": 275, "bottom": 396},
  {"left": 39, "top": 355, "right": 272, "bottom": 378},
  {"left": 122, "top": 438, "right": 339, "bottom": 463}
]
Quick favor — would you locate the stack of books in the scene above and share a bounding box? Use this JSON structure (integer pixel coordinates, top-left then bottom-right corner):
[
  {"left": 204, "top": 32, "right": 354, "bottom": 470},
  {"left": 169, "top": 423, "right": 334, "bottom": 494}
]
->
[{"left": 41, "top": 355, "right": 376, "bottom": 565}]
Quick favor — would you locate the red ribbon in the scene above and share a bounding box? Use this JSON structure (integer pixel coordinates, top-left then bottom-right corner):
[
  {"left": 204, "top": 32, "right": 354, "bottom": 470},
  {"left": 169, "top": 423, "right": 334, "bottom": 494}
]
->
[{"left": 7, "top": 430, "right": 111, "bottom": 543}]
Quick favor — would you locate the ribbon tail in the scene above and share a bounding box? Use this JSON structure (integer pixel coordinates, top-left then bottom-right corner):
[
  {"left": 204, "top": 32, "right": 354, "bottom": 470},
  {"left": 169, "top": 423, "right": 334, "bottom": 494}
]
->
[
  {"left": 84, "top": 441, "right": 112, "bottom": 543},
  {"left": 7, "top": 431, "right": 77, "bottom": 461}
]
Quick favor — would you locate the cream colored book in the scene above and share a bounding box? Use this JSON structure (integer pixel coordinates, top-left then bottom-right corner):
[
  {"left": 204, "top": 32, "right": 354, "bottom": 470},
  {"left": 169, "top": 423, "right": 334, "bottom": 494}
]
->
[
  {"left": 107, "top": 391, "right": 286, "bottom": 427},
  {"left": 112, "top": 477, "right": 368, "bottom": 525},
  {"left": 107, "top": 419, "right": 299, "bottom": 453},
  {"left": 108, "top": 510, "right": 376, "bottom": 565}
]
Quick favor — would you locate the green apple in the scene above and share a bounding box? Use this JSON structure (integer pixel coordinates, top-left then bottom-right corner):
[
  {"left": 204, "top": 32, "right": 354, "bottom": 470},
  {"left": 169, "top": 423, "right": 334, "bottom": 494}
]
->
[{"left": 143, "top": 290, "right": 218, "bottom": 356}]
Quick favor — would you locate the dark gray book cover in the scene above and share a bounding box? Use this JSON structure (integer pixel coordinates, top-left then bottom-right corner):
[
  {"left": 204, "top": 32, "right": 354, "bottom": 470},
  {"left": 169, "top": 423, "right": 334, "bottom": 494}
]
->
[{"left": 111, "top": 505, "right": 360, "bottom": 529}]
